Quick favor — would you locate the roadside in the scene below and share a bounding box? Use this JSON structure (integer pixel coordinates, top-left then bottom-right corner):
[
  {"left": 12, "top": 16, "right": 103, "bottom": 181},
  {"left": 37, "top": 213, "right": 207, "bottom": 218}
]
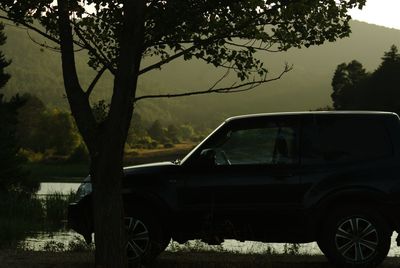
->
[{"left": 0, "top": 250, "right": 399, "bottom": 268}]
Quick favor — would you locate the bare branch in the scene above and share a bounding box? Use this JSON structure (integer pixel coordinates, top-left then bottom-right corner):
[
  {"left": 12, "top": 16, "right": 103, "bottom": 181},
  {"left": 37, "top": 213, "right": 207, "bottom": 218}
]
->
[
  {"left": 139, "top": 45, "right": 196, "bottom": 75},
  {"left": 0, "top": 14, "right": 61, "bottom": 44},
  {"left": 134, "top": 64, "right": 293, "bottom": 103},
  {"left": 26, "top": 29, "right": 85, "bottom": 53},
  {"left": 208, "top": 66, "right": 232, "bottom": 91},
  {"left": 85, "top": 65, "right": 107, "bottom": 97},
  {"left": 26, "top": 30, "right": 61, "bottom": 52},
  {"left": 225, "top": 40, "right": 283, "bottom": 53},
  {"left": 73, "top": 24, "right": 117, "bottom": 75}
]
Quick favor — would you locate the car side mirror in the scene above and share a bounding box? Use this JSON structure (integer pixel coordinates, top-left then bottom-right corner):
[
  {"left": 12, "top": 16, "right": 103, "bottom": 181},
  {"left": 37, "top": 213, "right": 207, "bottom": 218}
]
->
[{"left": 197, "top": 148, "right": 217, "bottom": 166}]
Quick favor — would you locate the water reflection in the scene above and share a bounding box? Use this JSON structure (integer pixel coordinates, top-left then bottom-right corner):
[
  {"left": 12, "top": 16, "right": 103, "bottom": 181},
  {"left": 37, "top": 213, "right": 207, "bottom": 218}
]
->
[{"left": 37, "top": 182, "right": 80, "bottom": 195}]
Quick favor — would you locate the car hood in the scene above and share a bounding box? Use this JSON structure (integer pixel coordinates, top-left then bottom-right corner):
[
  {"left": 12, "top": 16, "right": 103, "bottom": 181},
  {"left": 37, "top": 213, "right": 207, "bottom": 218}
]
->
[{"left": 123, "top": 161, "right": 178, "bottom": 176}]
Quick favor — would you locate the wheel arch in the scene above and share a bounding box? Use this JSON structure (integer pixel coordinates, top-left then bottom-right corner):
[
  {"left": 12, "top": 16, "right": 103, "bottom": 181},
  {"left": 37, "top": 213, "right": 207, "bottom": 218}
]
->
[
  {"left": 312, "top": 188, "right": 395, "bottom": 233},
  {"left": 122, "top": 189, "right": 173, "bottom": 224}
]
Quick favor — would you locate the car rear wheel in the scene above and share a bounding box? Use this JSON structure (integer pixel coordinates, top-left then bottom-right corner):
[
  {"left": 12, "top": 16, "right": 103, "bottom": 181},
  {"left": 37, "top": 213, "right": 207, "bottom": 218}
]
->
[{"left": 317, "top": 206, "right": 391, "bottom": 267}]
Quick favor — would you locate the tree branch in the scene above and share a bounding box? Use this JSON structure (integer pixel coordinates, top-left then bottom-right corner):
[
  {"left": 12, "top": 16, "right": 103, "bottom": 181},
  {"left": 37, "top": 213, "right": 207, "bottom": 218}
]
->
[
  {"left": 139, "top": 45, "right": 196, "bottom": 75},
  {"left": 85, "top": 66, "right": 107, "bottom": 97},
  {"left": 25, "top": 29, "right": 85, "bottom": 52},
  {"left": 57, "top": 0, "right": 98, "bottom": 151},
  {"left": 0, "top": 14, "right": 61, "bottom": 44},
  {"left": 225, "top": 40, "right": 283, "bottom": 53},
  {"left": 139, "top": 2, "right": 287, "bottom": 75},
  {"left": 134, "top": 64, "right": 293, "bottom": 102},
  {"left": 73, "top": 24, "right": 117, "bottom": 75}
]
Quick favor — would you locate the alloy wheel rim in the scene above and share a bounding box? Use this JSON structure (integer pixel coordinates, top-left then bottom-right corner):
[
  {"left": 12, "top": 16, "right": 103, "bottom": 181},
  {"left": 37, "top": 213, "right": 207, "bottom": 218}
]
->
[
  {"left": 125, "top": 217, "right": 150, "bottom": 262},
  {"left": 334, "top": 217, "right": 379, "bottom": 262}
]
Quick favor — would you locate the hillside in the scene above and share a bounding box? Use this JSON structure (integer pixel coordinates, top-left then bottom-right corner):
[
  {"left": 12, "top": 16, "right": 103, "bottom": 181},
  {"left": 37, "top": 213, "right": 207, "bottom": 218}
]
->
[{"left": 1, "top": 20, "right": 400, "bottom": 128}]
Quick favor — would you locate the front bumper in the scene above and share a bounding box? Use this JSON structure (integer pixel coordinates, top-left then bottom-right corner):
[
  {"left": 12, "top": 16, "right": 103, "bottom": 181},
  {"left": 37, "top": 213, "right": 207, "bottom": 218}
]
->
[{"left": 68, "top": 197, "right": 93, "bottom": 243}]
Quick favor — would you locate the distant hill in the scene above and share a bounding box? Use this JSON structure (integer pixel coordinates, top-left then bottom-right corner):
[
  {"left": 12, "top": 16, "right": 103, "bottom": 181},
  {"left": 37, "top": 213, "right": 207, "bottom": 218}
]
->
[{"left": 1, "top": 20, "right": 400, "bottom": 128}]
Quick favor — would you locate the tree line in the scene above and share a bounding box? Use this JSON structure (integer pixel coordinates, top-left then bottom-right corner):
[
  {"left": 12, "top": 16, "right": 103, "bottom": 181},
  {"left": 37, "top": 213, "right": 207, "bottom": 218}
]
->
[
  {"left": 331, "top": 45, "right": 400, "bottom": 113},
  {"left": 13, "top": 94, "right": 207, "bottom": 164}
]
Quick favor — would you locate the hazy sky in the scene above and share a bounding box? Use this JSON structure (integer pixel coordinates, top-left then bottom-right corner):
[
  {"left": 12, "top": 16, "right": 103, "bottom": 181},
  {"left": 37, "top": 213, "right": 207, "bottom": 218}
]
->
[{"left": 349, "top": 0, "right": 400, "bottom": 30}]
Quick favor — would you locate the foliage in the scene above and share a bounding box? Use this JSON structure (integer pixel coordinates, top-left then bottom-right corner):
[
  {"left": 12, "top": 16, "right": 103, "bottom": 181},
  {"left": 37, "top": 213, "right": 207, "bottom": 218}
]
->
[
  {"left": 283, "top": 243, "right": 301, "bottom": 255},
  {"left": 0, "top": 0, "right": 365, "bottom": 85},
  {"left": 67, "top": 235, "right": 94, "bottom": 252},
  {"left": 147, "top": 120, "right": 165, "bottom": 142},
  {"left": 0, "top": 24, "right": 38, "bottom": 194},
  {"left": 331, "top": 45, "right": 400, "bottom": 113},
  {"left": 16, "top": 93, "right": 81, "bottom": 156},
  {"left": 0, "top": 22, "right": 10, "bottom": 88},
  {"left": 92, "top": 99, "right": 109, "bottom": 123},
  {"left": 331, "top": 60, "right": 369, "bottom": 110}
]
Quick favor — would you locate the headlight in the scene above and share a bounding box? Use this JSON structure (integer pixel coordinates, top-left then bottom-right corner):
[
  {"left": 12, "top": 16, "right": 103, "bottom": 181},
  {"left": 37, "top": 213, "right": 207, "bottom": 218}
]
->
[{"left": 75, "top": 176, "right": 92, "bottom": 201}]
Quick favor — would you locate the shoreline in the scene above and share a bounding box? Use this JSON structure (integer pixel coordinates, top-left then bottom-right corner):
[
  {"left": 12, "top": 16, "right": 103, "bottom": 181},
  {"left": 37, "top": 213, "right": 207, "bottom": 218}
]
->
[{"left": 1, "top": 250, "right": 399, "bottom": 268}]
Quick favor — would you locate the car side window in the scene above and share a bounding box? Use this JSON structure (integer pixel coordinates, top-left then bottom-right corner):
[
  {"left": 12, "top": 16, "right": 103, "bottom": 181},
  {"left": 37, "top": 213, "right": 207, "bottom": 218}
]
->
[
  {"left": 302, "top": 116, "right": 392, "bottom": 164},
  {"left": 214, "top": 122, "right": 298, "bottom": 165}
]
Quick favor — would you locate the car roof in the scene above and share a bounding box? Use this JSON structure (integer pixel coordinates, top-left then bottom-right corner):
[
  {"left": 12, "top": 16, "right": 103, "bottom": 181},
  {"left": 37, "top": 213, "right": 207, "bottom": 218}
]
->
[{"left": 225, "top": 111, "right": 399, "bottom": 122}]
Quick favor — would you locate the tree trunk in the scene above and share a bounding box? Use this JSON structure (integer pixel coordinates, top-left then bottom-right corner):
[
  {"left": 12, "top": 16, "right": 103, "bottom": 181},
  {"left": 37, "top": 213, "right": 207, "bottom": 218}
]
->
[
  {"left": 91, "top": 142, "right": 127, "bottom": 268},
  {"left": 91, "top": 0, "right": 146, "bottom": 264},
  {"left": 57, "top": 0, "right": 146, "bottom": 267}
]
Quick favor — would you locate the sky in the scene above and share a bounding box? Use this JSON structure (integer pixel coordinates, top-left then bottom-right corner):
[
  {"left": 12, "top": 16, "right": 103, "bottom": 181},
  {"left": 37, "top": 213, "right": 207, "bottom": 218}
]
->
[{"left": 349, "top": 0, "right": 400, "bottom": 30}]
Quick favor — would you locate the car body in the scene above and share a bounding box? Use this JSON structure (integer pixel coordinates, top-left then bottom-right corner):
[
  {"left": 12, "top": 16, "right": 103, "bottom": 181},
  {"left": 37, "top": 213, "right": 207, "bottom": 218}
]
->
[{"left": 68, "top": 111, "right": 400, "bottom": 267}]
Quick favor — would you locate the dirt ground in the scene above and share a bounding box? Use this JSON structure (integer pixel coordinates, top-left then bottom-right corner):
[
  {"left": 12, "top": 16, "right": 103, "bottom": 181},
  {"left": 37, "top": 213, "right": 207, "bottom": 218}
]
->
[{"left": 0, "top": 251, "right": 399, "bottom": 268}]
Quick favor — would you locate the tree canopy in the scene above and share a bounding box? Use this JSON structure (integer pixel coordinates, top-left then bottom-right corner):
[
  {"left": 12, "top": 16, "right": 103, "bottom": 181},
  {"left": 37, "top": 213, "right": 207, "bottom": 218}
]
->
[
  {"left": 331, "top": 45, "right": 400, "bottom": 113},
  {"left": 1, "top": 0, "right": 366, "bottom": 93}
]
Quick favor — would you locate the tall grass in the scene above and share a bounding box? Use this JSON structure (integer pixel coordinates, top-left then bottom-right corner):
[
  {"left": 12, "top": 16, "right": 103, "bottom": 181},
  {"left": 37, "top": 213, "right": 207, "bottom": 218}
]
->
[
  {"left": 43, "top": 190, "right": 77, "bottom": 230},
  {"left": 0, "top": 193, "right": 44, "bottom": 247},
  {"left": 0, "top": 190, "right": 77, "bottom": 247}
]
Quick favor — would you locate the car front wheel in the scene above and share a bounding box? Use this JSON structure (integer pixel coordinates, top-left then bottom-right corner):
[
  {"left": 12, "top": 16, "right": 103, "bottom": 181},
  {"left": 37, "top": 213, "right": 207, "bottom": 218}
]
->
[
  {"left": 317, "top": 206, "right": 391, "bottom": 267},
  {"left": 125, "top": 210, "right": 170, "bottom": 265}
]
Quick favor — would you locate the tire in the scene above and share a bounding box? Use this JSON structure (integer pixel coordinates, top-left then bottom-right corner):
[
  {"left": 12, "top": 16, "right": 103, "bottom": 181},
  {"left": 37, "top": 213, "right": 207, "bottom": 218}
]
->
[
  {"left": 125, "top": 208, "right": 170, "bottom": 265},
  {"left": 317, "top": 205, "right": 391, "bottom": 267}
]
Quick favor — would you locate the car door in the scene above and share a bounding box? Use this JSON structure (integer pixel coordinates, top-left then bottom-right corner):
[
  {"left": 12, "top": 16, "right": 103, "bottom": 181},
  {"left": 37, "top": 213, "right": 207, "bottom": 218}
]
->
[{"left": 181, "top": 116, "right": 303, "bottom": 233}]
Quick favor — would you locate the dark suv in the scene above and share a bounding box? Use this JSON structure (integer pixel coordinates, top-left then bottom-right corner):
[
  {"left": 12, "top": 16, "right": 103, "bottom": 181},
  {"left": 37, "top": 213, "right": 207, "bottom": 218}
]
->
[{"left": 68, "top": 111, "right": 400, "bottom": 267}]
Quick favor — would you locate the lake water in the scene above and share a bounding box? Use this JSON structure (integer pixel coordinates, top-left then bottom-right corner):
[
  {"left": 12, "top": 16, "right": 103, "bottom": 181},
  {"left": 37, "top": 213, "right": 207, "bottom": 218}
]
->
[
  {"left": 32, "top": 182, "right": 400, "bottom": 256},
  {"left": 22, "top": 231, "right": 400, "bottom": 256},
  {"left": 37, "top": 182, "right": 81, "bottom": 196}
]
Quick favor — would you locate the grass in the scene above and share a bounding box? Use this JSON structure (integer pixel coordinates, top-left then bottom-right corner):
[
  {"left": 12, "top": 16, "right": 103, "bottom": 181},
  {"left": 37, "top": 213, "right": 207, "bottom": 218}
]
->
[
  {"left": 0, "top": 190, "right": 78, "bottom": 248},
  {"left": 0, "top": 193, "right": 44, "bottom": 248},
  {"left": 43, "top": 191, "right": 77, "bottom": 229}
]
